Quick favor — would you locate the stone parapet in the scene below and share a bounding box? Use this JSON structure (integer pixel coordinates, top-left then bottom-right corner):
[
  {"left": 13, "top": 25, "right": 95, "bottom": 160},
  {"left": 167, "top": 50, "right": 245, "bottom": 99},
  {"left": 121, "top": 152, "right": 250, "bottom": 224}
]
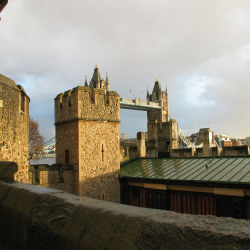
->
[
  {"left": 195, "top": 148, "right": 203, "bottom": 157},
  {"left": 146, "top": 146, "right": 158, "bottom": 158},
  {"left": 172, "top": 148, "right": 194, "bottom": 158},
  {"left": 29, "top": 164, "right": 75, "bottom": 194},
  {"left": 129, "top": 146, "right": 137, "bottom": 160},
  {"left": 55, "top": 86, "right": 120, "bottom": 124},
  {"left": 222, "top": 145, "right": 249, "bottom": 157},
  {"left": 1, "top": 180, "right": 250, "bottom": 249}
]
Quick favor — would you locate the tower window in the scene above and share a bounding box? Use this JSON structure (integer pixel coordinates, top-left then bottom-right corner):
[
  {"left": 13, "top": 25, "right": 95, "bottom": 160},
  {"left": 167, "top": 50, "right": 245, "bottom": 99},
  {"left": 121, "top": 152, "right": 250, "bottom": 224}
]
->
[
  {"left": 20, "top": 92, "right": 25, "bottom": 112},
  {"left": 65, "top": 150, "right": 69, "bottom": 164},
  {"left": 101, "top": 144, "right": 104, "bottom": 161}
]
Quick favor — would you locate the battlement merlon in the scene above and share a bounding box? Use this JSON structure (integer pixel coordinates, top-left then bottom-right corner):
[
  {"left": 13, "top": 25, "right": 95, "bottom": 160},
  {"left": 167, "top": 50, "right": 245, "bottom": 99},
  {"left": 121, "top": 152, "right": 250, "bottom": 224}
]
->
[{"left": 54, "top": 86, "right": 120, "bottom": 124}]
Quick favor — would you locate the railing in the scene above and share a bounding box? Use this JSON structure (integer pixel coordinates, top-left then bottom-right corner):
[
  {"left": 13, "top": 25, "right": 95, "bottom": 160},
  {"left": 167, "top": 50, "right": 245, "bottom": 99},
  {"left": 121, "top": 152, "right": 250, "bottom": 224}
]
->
[{"left": 120, "top": 98, "right": 161, "bottom": 109}]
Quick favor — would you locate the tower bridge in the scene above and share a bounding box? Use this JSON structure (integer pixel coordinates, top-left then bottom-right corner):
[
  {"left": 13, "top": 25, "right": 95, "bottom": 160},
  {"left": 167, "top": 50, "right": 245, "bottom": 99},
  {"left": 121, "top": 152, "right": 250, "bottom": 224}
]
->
[
  {"left": 42, "top": 65, "right": 220, "bottom": 158},
  {"left": 43, "top": 97, "right": 210, "bottom": 156}
]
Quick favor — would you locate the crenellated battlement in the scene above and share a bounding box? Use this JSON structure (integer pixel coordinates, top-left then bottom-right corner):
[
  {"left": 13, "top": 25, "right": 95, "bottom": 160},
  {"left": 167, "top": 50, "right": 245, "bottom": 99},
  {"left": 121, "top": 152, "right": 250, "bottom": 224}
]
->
[{"left": 55, "top": 86, "right": 120, "bottom": 124}]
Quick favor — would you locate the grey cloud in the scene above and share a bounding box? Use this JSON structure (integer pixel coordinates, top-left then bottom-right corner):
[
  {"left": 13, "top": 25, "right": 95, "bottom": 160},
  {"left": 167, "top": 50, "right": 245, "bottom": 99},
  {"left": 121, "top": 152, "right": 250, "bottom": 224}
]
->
[{"left": 1, "top": 0, "right": 250, "bottom": 140}]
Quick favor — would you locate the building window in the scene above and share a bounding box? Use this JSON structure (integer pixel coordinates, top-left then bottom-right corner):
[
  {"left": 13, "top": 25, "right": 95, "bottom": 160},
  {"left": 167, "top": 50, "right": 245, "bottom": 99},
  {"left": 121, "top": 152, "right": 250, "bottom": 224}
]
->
[
  {"left": 20, "top": 92, "right": 25, "bottom": 112},
  {"left": 65, "top": 150, "right": 69, "bottom": 164},
  {"left": 100, "top": 141, "right": 106, "bottom": 162},
  {"left": 101, "top": 144, "right": 104, "bottom": 161}
]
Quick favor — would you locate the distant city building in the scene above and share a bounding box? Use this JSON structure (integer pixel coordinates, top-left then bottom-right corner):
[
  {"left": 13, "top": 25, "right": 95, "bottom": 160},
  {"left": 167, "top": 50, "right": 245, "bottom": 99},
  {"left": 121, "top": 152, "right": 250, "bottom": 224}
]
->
[
  {"left": 214, "top": 135, "right": 231, "bottom": 148},
  {"left": 230, "top": 138, "right": 241, "bottom": 146},
  {"left": 121, "top": 132, "right": 127, "bottom": 140},
  {"left": 245, "top": 137, "right": 250, "bottom": 146},
  {"left": 222, "top": 140, "right": 232, "bottom": 147},
  {"left": 239, "top": 139, "right": 246, "bottom": 145}
]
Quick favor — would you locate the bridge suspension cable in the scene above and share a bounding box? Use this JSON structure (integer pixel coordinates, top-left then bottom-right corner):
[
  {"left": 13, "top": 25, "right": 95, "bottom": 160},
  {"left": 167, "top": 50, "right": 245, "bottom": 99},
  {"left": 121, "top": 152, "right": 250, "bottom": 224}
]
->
[
  {"left": 43, "top": 137, "right": 56, "bottom": 155},
  {"left": 169, "top": 113, "right": 220, "bottom": 150}
]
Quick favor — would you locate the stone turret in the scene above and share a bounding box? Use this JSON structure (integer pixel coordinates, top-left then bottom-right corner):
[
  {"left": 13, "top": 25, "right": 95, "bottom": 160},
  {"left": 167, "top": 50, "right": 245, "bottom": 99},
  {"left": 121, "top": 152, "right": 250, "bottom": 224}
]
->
[
  {"left": 54, "top": 81, "right": 120, "bottom": 202},
  {"left": 84, "top": 75, "right": 88, "bottom": 87},
  {"left": 146, "top": 87, "right": 150, "bottom": 101},
  {"left": 89, "top": 64, "right": 109, "bottom": 93},
  {"left": 106, "top": 72, "right": 110, "bottom": 92},
  {"left": 146, "top": 78, "right": 173, "bottom": 158},
  {"left": 147, "top": 78, "right": 169, "bottom": 123}
]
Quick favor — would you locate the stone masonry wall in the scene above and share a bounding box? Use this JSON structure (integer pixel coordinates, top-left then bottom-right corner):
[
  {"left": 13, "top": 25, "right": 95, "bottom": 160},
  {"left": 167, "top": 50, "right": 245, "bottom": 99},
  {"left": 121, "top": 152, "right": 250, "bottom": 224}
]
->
[
  {"left": 55, "top": 86, "right": 120, "bottom": 202},
  {"left": 29, "top": 169, "right": 75, "bottom": 194},
  {"left": 120, "top": 146, "right": 129, "bottom": 162},
  {"left": 2, "top": 180, "right": 250, "bottom": 250},
  {"left": 79, "top": 120, "right": 120, "bottom": 202},
  {"left": 56, "top": 121, "right": 79, "bottom": 194},
  {"left": 170, "top": 119, "right": 178, "bottom": 157},
  {"left": 0, "top": 75, "right": 29, "bottom": 183},
  {"left": 157, "top": 122, "right": 170, "bottom": 153}
]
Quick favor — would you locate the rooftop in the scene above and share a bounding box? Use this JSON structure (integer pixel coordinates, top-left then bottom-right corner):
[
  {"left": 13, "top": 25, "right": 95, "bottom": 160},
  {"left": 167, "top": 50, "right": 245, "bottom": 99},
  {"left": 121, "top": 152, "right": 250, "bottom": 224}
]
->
[{"left": 119, "top": 157, "right": 250, "bottom": 186}]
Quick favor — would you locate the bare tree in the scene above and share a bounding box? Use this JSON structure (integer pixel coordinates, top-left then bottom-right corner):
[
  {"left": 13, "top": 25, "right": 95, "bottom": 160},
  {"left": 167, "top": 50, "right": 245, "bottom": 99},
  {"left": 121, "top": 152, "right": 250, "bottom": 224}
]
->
[{"left": 29, "top": 117, "right": 45, "bottom": 160}]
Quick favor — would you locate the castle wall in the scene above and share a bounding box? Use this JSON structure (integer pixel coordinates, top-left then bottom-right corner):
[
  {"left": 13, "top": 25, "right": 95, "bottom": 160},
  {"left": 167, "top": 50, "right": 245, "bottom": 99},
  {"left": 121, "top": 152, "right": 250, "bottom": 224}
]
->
[
  {"left": 56, "top": 121, "right": 79, "bottom": 194},
  {"left": 157, "top": 122, "right": 170, "bottom": 153},
  {"left": 170, "top": 119, "right": 178, "bottom": 157},
  {"left": 172, "top": 148, "right": 194, "bottom": 158},
  {"left": 55, "top": 86, "right": 120, "bottom": 202},
  {"left": 29, "top": 165, "right": 75, "bottom": 194},
  {"left": 129, "top": 146, "right": 137, "bottom": 160},
  {"left": 78, "top": 120, "right": 120, "bottom": 202},
  {"left": 147, "top": 121, "right": 157, "bottom": 146},
  {"left": 222, "top": 145, "right": 249, "bottom": 157},
  {"left": 1, "top": 179, "right": 250, "bottom": 250},
  {"left": 120, "top": 146, "right": 129, "bottom": 162},
  {"left": 0, "top": 75, "right": 29, "bottom": 183}
]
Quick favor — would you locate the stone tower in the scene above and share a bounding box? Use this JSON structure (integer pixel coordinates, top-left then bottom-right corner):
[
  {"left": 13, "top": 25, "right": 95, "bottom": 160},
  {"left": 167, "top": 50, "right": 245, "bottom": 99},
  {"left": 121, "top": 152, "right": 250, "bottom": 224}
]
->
[
  {"left": 146, "top": 78, "right": 169, "bottom": 123},
  {"left": 0, "top": 74, "right": 30, "bottom": 182},
  {"left": 54, "top": 65, "right": 120, "bottom": 203},
  {"left": 147, "top": 78, "right": 178, "bottom": 157}
]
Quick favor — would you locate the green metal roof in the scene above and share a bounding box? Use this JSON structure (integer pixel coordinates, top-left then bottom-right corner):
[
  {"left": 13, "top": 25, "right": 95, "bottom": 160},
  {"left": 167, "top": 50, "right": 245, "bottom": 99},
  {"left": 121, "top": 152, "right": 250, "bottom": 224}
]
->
[{"left": 119, "top": 157, "right": 250, "bottom": 185}]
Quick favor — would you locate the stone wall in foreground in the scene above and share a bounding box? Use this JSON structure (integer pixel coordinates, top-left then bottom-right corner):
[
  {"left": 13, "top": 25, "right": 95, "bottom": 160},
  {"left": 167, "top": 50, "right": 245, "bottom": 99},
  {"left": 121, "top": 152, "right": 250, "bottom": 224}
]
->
[
  {"left": 0, "top": 75, "right": 30, "bottom": 183},
  {"left": 1, "top": 179, "right": 250, "bottom": 250}
]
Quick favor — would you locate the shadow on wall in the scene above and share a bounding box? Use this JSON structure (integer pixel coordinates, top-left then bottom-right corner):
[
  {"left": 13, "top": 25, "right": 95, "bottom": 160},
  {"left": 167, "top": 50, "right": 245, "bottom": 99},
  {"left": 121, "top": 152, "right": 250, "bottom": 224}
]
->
[
  {"left": 29, "top": 164, "right": 75, "bottom": 194},
  {"left": 1, "top": 162, "right": 250, "bottom": 250},
  {"left": 29, "top": 164, "right": 120, "bottom": 203}
]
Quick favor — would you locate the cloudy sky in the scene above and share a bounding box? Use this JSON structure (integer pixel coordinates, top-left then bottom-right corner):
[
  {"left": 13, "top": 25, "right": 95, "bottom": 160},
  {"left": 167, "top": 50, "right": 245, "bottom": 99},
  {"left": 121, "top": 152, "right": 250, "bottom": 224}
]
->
[{"left": 1, "top": 0, "right": 250, "bottom": 141}]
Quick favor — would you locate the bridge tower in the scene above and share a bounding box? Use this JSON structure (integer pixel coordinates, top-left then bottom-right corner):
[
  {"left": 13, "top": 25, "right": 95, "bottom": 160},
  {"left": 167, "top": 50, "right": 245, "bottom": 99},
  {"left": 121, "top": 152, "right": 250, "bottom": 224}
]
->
[
  {"left": 147, "top": 78, "right": 178, "bottom": 157},
  {"left": 54, "top": 65, "right": 120, "bottom": 203}
]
